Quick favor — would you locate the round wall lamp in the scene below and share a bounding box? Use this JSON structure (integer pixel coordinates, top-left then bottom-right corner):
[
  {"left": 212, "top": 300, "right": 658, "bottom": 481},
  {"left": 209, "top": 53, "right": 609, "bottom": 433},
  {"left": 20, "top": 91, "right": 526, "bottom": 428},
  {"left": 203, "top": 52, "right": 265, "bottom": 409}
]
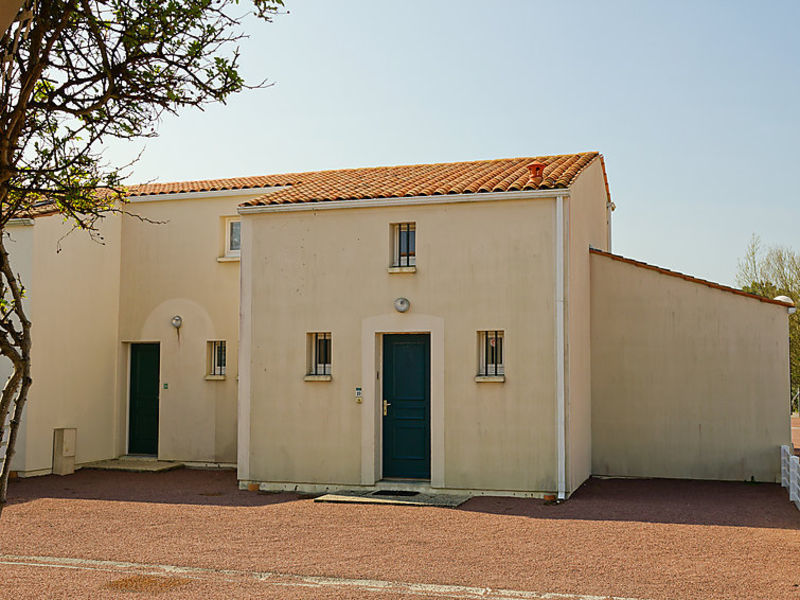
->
[
  {"left": 394, "top": 297, "right": 410, "bottom": 313},
  {"left": 170, "top": 315, "right": 183, "bottom": 329},
  {"left": 774, "top": 295, "right": 797, "bottom": 315}
]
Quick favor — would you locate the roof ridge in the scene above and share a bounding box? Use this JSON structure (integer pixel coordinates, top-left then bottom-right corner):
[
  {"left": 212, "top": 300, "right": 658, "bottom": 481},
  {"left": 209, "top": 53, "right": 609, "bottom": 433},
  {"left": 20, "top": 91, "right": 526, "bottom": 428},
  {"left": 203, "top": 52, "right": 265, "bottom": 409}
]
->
[{"left": 129, "top": 152, "right": 600, "bottom": 195}]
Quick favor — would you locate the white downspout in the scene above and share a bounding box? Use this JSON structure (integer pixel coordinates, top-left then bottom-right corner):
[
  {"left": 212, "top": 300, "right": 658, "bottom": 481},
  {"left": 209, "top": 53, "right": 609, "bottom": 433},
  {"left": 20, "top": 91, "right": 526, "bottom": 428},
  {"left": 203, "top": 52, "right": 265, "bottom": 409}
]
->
[
  {"left": 555, "top": 195, "right": 566, "bottom": 500},
  {"left": 236, "top": 214, "right": 252, "bottom": 482}
]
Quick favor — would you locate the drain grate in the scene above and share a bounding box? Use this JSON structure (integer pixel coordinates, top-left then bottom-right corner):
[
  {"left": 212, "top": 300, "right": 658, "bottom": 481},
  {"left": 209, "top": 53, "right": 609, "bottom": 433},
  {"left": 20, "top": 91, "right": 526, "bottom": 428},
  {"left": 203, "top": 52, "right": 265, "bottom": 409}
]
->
[{"left": 371, "top": 490, "right": 420, "bottom": 497}]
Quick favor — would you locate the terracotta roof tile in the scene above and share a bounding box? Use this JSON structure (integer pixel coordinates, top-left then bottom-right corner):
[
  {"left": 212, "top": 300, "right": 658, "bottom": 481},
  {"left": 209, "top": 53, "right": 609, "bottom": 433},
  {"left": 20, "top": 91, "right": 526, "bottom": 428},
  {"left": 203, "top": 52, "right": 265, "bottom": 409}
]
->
[
  {"left": 129, "top": 174, "right": 300, "bottom": 197},
  {"left": 127, "top": 153, "right": 604, "bottom": 206}
]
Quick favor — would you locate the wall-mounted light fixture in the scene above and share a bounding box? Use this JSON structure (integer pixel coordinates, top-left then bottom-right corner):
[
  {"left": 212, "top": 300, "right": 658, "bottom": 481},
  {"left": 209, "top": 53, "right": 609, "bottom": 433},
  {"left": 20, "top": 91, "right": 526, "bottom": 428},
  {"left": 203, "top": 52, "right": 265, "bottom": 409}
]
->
[
  {"left": 774, "top": 296, "right": 797, "bottom": 315},
  {"left": 394, "top": 297, "right": 410, "bottom": 313},
  {"left": 171, "top": 315, "right": 183, "bottom": 329}
]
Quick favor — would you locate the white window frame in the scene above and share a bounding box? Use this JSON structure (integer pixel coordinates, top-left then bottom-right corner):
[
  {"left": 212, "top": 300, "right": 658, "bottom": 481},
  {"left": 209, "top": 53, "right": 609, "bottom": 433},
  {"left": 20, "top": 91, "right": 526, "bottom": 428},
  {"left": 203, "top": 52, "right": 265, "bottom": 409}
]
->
[
  {"left": 391, "top": 222, "right": 416, "bottom": 267},
  {"left": 225, "top": 218, "right": 241, "bottom": 258},
  {"left": 478, "top": 330, "right": 504, "bottom": 376}
]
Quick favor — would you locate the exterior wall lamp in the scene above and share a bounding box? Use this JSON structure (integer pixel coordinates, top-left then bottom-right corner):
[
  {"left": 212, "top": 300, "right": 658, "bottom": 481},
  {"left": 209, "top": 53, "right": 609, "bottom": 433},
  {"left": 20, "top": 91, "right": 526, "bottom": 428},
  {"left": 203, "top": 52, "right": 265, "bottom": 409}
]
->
[
  {"left": 394, "top": 298, "right": 410, "bottom": 313},
  {"left": 774, "top": 296, "right": 797, "bottom": 315}
]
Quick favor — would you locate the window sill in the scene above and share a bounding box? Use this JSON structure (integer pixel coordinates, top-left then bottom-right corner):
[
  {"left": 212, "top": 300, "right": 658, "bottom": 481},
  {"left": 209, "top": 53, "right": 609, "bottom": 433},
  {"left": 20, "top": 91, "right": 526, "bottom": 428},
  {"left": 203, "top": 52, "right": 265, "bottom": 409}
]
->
[
  {"left": 388, "top": 266, "right": 416, "bottom": 274},
  {"left": 205, "top": 375, "right": 226, "bottom": 381},
  {"left": 475, "top": 375, "right": 505, "bottom": 383},
  {"left": 217, "top": 256, "right": 240, "bottom": 263},
  {"left": 304, "top": 374, "right": 332, "bottom": 382}
]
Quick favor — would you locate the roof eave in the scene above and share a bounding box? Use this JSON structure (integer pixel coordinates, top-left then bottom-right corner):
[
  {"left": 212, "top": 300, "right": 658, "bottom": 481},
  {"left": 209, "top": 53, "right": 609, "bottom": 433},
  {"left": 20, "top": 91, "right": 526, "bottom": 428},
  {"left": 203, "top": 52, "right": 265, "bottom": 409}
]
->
[
  {"left": 237, "top": 188, "right": 571, "bottom": 215},
  {"left": 590, "top": 248, "right": 794, "bottom": 308},
  {"left": 129, "top": 186, "right": 289, "bottom": 203}
]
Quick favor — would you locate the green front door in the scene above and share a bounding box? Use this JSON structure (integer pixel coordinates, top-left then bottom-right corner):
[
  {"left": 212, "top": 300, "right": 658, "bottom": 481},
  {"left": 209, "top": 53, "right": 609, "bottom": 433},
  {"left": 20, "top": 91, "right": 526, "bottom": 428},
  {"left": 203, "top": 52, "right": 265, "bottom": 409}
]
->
[
  {"left": 382, "top": 334, "right": 431, "bottom": 479},
  {"left": 129, "top": 343, "right": 160, "bottom": 455}
]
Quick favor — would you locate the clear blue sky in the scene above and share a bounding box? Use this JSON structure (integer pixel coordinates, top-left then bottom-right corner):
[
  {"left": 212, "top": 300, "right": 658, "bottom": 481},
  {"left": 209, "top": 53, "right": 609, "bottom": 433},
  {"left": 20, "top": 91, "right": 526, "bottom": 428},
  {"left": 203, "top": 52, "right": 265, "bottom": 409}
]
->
[{"left": 105, "top": 0, "right": 800, "bottom": 286}]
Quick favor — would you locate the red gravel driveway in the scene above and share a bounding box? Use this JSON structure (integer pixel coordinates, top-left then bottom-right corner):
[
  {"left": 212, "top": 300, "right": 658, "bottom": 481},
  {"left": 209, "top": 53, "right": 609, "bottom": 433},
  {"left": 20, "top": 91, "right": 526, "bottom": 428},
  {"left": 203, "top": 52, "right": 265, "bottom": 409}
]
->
[{"left": 2, "top": 469, "right": 800, "bottom": 600}]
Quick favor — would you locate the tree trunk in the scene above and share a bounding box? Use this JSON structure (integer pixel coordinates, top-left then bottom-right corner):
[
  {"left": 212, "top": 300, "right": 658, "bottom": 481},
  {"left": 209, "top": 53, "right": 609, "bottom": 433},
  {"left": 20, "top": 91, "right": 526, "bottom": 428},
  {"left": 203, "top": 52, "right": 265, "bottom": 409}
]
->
[{"left": 0, "top": 235, "right": 32, "bottom": 519}]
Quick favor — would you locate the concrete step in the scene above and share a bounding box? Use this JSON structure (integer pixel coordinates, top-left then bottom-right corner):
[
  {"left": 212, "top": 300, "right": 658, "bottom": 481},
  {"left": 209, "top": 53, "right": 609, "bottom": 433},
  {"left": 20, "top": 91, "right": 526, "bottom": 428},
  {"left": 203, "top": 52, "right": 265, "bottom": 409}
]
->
[
  {"left": 314, "top": 489, "right": 469, "bottom": 507},
  {"left": 84, "top": 457, "right": 184, "bottom": 473}
]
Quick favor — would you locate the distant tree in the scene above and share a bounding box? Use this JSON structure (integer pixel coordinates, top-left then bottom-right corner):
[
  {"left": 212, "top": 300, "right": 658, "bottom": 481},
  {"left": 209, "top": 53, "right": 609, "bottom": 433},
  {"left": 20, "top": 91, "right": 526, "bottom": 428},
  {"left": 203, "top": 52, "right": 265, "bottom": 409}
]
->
[
  {"left": 0, "top": 0, "right": 284, "bottom": 518},
  {"left": 736, "top": 235, "right": 800, "bottom": 413}
]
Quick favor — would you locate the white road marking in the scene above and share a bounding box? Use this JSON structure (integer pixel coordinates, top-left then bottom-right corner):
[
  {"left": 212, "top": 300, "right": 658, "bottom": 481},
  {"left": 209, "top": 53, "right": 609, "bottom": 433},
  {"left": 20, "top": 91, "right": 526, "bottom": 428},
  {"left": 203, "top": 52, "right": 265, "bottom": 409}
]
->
[{"left": 0, "top": 553, "right": 650, "bottom": 600}]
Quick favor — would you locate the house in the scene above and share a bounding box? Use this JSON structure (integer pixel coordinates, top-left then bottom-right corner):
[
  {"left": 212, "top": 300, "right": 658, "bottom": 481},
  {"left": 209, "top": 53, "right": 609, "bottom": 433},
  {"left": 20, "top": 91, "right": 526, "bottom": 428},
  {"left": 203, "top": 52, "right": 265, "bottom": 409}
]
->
[
  {"left": 5, "top": 152, "right": 793, "bottom": 499},
  {"left": 6, "top": 187, "right": 255, "bottom": 474}
]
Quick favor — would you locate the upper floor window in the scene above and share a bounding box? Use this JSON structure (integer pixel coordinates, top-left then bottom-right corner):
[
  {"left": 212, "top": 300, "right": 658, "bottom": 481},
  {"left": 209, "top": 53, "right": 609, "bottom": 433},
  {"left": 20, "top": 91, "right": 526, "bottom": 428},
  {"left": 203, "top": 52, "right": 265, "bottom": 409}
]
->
[
  {"left": 478, "top": 330, "right": 504, "bottom": 376},
  {"left": 226, "top": 218, "right": 241, "bottom": 257},
  {"left": 392, "top": 222, "right": 416, "bottom": 267}
]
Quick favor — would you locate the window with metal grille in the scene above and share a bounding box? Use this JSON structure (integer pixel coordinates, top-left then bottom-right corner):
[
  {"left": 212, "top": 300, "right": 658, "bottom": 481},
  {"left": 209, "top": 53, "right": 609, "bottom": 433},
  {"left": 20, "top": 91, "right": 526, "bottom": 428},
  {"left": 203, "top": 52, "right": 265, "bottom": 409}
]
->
[
  {"left": 208, "top": 341, "right": 226, "bottom": 376},
  {"left": 308, "top": 332, "right": 332, "bottom": 375},
  {"left": 392, "top": 223, "right": 416, "bottom": 267},
  {"left": 478, "top": 331, "right": 504, "bottom": 376}
]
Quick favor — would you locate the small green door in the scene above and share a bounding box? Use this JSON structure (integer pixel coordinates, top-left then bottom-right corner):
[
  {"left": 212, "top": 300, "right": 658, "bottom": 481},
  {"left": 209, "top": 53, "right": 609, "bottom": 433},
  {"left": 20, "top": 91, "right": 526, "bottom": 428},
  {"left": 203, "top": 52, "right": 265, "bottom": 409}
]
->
[
  {"left": 382, "top": 334, "right": 431, "bottom": 479},
  {"left": 129, "top": 343, "right": 160, "bottom": 455}
]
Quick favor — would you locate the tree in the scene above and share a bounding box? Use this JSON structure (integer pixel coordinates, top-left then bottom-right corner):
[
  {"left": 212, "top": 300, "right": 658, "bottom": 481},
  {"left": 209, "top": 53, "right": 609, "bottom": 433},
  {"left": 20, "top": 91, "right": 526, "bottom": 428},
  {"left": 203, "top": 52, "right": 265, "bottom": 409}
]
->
[
  {"left": 0, "top": 0, "right": 284, "bottom": 517},
  {"left": 736, "top": 235, "right": 800, "bottom": 413}
]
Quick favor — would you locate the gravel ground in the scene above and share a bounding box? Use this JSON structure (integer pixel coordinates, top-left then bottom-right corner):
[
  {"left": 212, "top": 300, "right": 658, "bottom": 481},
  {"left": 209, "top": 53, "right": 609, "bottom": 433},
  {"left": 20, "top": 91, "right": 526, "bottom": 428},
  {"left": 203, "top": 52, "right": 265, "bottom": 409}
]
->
[
  {"left": 793, "top": 416, "right": 799, "bottom": 451},
  {"left": 2, "top": 469, "right": 800, "bottom": 600}
]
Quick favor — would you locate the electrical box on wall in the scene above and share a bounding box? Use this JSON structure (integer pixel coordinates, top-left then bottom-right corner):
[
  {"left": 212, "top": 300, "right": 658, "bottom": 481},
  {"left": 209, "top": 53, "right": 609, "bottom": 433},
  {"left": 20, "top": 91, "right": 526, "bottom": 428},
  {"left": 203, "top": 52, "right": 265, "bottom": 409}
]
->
[{"left": 52, "top": 428, "right": 76, "bottom": 476}]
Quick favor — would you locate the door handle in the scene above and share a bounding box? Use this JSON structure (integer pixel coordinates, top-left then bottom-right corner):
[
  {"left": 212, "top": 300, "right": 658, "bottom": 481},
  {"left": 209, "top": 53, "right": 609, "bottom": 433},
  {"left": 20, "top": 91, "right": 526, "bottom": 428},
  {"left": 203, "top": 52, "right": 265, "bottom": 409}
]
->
[{"left": 383, "top": 399, "right": 391, "bottom": 416}]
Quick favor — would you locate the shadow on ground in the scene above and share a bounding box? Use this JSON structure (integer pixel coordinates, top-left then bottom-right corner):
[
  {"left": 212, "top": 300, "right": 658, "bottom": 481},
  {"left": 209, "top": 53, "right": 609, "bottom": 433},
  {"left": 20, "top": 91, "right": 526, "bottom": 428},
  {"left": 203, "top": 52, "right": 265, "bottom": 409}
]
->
[
  {"left": 459, "top": 476, "right": 800, "bottom": 530},
  {"left": 9, "top": 469, "right": 800, "bottom": 530},
  {"left": 7, "top": 468, "right": 305, "bottom": 508}
]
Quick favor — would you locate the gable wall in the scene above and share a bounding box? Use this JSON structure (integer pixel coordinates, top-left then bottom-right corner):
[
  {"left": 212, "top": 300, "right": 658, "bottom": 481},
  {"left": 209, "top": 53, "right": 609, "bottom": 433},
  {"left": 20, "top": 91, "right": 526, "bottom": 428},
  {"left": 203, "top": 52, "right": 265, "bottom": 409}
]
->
[
  {"left": 590, "top": 252, "right": 790, "bottom": 481},
  {"left": 565, "top": 159, "right": 610, "bottom": 493}
]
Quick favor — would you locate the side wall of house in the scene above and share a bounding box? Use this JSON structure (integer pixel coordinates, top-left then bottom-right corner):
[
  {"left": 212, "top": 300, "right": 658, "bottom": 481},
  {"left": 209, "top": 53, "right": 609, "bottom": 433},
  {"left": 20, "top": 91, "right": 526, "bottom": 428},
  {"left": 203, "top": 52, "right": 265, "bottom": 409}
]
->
[
  {"left": 16, "top": 214, "right": 122, "bottom": 474},
  {"left": 6, "top": 221, "right": 35, "bottom": 472},
  {"left": 590, "top": 253, "right": 791, "bottom": 482},
  {"left": 117, "top": 195, "right": 244, "bottom": 464},
  {"left": 565, "top": 160, "right": 609, "bottom": 493},
  {"left": 243, "top": 197, "right": 559, "bottom": 493}
]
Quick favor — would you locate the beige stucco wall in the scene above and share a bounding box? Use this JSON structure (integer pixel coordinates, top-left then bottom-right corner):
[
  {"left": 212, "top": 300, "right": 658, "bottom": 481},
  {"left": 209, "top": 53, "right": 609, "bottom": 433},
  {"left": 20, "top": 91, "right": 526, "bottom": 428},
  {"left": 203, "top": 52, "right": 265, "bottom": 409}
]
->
[
  {"left": 565, "top": 160, "right": 610, "bottom": 493},
  {"left": 243, "top": 197, "right": 559, "bottom": 493},
  {"left": 117, "top": 195, "right": 245, "bottom": 463},
  {"left": 14, "top": 214, "right": 122, "bottom": 473},
  {"left": 590, "top": 253, "right": 791, "bottom": 482},
  {"left": 5, "top": 221, "right": 35, "bottom": 472},
  {"left": 11, "top": 191, "right": 253, "bottom": 473}
]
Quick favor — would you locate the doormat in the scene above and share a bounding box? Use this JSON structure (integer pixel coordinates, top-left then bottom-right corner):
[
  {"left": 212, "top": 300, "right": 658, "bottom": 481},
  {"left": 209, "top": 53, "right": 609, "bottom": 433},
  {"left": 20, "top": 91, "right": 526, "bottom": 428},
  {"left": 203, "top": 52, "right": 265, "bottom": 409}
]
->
[{"left": 372, "top": 490, "right": 419, "bottom": 497}]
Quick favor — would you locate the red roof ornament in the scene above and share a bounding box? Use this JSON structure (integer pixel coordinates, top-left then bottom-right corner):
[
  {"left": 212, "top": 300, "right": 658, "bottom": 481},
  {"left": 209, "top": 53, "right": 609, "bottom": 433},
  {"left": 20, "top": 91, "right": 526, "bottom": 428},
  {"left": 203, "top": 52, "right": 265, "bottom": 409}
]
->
[{"left": 526, "top": 161, "right": 546, "bottom": 186}]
